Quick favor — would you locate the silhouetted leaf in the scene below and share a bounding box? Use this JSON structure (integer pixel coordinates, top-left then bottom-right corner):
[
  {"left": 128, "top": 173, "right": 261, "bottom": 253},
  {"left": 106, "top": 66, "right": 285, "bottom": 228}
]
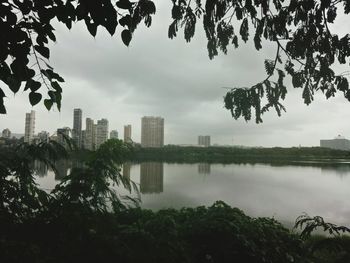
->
[
  {"left": 25, "top": 79, "right": 41, "bottom": 92},
  {"left": 44, "top": 99, "right": 53, "bottom": 110},
  {"left": 29, "top": 92, "right": 42, "bottom": 106},
  {"left": 116, "top": 0, "right": 132, "bottom": 9},
  {"left": 34, "top": 45, "right": 50, "bottom": 59},
  {"left": 121, "top": 29, "right": 132, "bottom": 46}
]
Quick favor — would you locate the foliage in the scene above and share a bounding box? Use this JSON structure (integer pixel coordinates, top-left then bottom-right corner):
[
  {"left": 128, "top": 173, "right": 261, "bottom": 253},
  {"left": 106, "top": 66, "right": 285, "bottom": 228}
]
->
[
  {"left": 52, "top": 139, "right": 139, "bottom": 214},
  {"left": 169, "top": 0, "right": 350, "bottom": 122},
  {"left": 0, "top": 139, "right": 137, "bottom": 222},
  {"left": 295, "top": 214, "right": 350, "bottom": 262},
  {"left": 0, "top": 140, "right": 67, "bottom": 222},
  {"left": 2, "top": 1, "right": 350, "bottom": 122},
  {"left": 0, "top": 201, "right": 311, "bottom": 263},
  {"left": 130, "top": 145, "right": 350, "bottom": 163},
  {"left": 0, "top": 0, "right": 156, "bottom": 113}
]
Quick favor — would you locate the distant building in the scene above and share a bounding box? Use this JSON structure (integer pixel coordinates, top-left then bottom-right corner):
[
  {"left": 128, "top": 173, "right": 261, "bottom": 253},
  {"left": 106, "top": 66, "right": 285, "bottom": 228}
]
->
[
  {"left": 38, "top": 131, "right": 50, "bottom": 143},
  {"left": 2, "top": 128, "right": 11, "bottom": 139},
  {"left": 24, "top": 110, "right": 35, "bottom": 144},
  {"left": 72, "top": 108, "right": 82, "bottom": 147},
  {"left": 110, "top": 130, "right": 119, "bottom": 139},
  {"left": 198, "top": 135, "right": 211, "bottom": 147},
  {"left": 57, "top": 127, "right": 71, "bottom": 148},
  {"left": 124, "top": 125, "right": 132, "bottom": 143},
  {"left": 141, "top": 116, "right": 164, "bottom": 147},
  {"left": 320, "top": 135, "right": 350, "bottom": 151},
  {"left": 84, "top": 118, "right": 96, "bottom": 150},
  {"left": 96, "top": 118, "right": 109, "bottom": 149}
]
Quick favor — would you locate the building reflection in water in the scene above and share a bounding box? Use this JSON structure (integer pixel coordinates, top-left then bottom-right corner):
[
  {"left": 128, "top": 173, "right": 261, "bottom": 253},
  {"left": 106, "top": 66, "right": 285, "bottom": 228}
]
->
[
  {"left": 55, "top": 160, "right": 70, "bottom": 181},
  {"left": 123, "top": 162, "right": 131, "bottom": 180},
  {"left": 321, "top": 164, "right": 350, "bottom": 178},
  {"left": 140, "top": 162, "right": 164, "bottom": 194},
  {"left": 33, "top": 160, "right": 48, "bottom": 177},
  {"left": 198, "top": 163, "right": 211, "bottom": 175}
]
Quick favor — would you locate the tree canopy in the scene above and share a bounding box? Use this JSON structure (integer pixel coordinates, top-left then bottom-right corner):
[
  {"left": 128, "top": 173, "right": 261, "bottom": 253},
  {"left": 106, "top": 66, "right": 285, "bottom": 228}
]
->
[{"left": 1, "top": 0, "right": 350, "bottom": 122}]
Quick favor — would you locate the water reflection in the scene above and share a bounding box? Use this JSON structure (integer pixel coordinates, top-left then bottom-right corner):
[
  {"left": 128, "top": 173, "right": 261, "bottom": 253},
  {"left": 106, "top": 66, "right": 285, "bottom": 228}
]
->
[
  {"left": 35, "top": 161, "right": 350, "bottom": 226},
  {"left": 320, "top": 165, "right": 350, "bottom": 177},
  {"left": 198, "top": 163, "right": 211, "bottom": 174},
  {"left": 140, "top": 162, "right": 164, "bottom": 194},
  {"left": 55, "top": 160, "right": 70, "bottom": 180},
  {"left": 33, "top": 160, "right": 48, "bottom": 177}
]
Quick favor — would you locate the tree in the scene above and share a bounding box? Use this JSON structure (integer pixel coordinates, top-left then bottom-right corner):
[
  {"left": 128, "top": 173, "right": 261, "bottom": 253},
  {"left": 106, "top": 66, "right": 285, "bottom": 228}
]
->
[{"left": 1, "top": 0, "right": 350, "bottom": 123}]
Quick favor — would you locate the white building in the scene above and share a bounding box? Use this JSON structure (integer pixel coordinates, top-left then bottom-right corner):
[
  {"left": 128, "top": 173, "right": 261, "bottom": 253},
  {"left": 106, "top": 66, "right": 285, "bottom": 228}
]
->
[
  {"left": 24, "top": 110, "right": 35, "bottom": 144},
  {"left": 110, "top": 130, "right": 119, "bottom": 139},
  {"left": 96, "top": 118, "right": 109, "bottom": 149}
]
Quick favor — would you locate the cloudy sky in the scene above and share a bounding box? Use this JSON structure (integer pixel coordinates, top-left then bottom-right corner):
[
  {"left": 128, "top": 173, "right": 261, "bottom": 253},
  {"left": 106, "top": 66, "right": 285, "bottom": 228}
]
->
[{"left": 1, "top": 1, "right": 350, "bottom": 147}]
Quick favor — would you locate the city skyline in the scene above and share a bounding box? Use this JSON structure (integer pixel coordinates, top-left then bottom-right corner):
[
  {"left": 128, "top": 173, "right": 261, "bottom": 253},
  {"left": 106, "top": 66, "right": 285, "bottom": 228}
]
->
[
  {"left": 3, "top": 108, "right": 350, "bottom": 147},
  {"left": 1, "top": 0, "right": 350, "bottom": 147}
]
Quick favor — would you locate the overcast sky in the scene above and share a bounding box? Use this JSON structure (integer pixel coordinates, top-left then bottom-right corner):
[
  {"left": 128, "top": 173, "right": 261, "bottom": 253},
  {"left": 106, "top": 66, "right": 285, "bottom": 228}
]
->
[{"left": 1, "top": 1, "right": 350, "bottom": 147}]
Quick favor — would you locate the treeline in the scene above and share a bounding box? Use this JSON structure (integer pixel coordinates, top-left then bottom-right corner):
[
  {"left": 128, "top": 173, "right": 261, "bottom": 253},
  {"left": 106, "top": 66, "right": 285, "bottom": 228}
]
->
[{"left": 130, "top": 145, "right": 350, "bottom": 163}]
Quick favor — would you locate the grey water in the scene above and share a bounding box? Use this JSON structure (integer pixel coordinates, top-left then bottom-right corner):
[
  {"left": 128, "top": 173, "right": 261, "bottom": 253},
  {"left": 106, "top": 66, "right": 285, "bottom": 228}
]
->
[{"left": 35, "top": 161, "right": 350, "bottom": 227}]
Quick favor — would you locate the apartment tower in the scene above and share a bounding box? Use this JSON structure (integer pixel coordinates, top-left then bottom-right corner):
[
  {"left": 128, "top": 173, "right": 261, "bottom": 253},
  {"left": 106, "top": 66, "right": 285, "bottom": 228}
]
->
[
  {"left": 95, "top": 118, "right": 109, "bottom": 149},
  {"left": 24, "top": 110, "right": 35, "bottom": 144},
  {"left": 124, "top": 125, "right": 132, "bottom": 143},
  {"left": 141, "top": 116, "right": 164, "bottom": 147},
  {"left": 72, "top": 108, "right": 82, "bottom": 147},
  {"left": 84, "top": 118, "right": 96, "bottom": 150}
]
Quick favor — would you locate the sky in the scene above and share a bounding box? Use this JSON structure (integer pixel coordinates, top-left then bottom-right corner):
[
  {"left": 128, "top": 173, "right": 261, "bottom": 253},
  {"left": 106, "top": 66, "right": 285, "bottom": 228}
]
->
[{"left": 1, "top": 1, "right": 350, "bottom": 147}]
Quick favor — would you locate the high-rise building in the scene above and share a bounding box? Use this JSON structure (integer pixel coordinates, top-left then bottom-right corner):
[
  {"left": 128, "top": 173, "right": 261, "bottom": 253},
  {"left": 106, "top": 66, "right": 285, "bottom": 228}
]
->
[
  {"left": 2, "top": 128, "right": 11, "bottom": 139},
  {"left": 124, "top": 125, "right": 132, "bottom": 143},
  {"left": 57, "top": 127, "right": 71, "bottom": 148},
  {"left": 24, "top": 110, "right": 35, "bottom": 144},
  {"left": 84, "top": 118, "right": 96, "bottom": 150},
  {"left": 110, "top": 130, "right": 119, "bottom": 139},
  {"left": 96, "top": 118, "right": 109, "bottom": 149},
  {"left": 72, "top": 108, "right": 82, "bottom": 147},
  {"left": 198, "top": 135, "right": 211, "bottom": 147},
  {"left": 141, "top": 116, "right": 164, "bottom": 147}
]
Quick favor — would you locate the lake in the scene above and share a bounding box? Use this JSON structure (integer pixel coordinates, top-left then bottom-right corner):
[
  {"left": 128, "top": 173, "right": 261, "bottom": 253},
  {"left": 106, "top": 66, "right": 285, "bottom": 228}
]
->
[{"left": 35, "top": 161, "right": 350, "bottom": 227}]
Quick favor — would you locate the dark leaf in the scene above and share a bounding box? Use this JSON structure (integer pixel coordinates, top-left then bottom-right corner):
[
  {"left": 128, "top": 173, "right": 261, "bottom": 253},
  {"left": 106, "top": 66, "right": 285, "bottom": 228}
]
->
[
  {"left": 29, "top": 92, "right": 42, "bottom": 106},
  {"left": 51, "top": 81, "right": 62, "bottom": 92},
  {"left": 44, "top": 99, "right": 53, "bottom": 110},
  {"left": 34, "top": 45, "right": 50, "bottom": 59},
  {"left": 116, "top": 0, "right": 132, "bottom": 10},
  {"left": 121, "top": 29, "right": 132, "bottom": 46},
  {"left": 25, "top": 79, "right": 41, "bottom": 92}
]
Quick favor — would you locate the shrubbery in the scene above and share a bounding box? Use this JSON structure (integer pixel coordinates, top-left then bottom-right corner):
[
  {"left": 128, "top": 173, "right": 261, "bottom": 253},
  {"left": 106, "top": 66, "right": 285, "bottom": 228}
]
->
[{"left": 1, "top": 140, "right": 349, "bottom": 263}]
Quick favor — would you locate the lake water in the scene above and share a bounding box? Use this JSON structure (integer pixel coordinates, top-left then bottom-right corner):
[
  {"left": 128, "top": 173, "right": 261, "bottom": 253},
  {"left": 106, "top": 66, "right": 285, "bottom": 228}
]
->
[{"left": 35, "top": 161, "right": 350, "bottom": 227}]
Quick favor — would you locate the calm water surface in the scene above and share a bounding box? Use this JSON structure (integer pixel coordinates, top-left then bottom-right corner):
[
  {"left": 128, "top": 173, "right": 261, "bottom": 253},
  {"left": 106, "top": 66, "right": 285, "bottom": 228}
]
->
[{"left": 35, "top": 162, "right": 350, "bottom": 226}]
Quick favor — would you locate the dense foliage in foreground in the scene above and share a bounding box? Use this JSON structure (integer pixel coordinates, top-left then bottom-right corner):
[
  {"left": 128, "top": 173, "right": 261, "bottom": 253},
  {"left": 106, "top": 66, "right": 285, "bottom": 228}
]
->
[
  {"left": 1, "top": 140, "right": 350, "bottom": 263},
  {"left": 0, "top": 202, "right": 305, "bottom": 263}
]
